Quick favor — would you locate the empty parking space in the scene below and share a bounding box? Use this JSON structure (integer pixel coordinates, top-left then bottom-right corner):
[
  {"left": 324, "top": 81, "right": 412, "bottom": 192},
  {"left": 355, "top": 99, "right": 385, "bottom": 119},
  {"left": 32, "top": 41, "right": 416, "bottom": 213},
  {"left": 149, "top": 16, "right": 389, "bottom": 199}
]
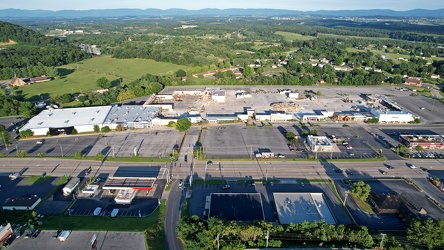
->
[
  {"left": 9, "top": 231, "right": 145, "bottom": 250},
  {"left": 391, "top": 95, "right": 444, "bottom": 123},
  {"left": 87, "top": 130, "right": 183, "bottom": 158},
  {"left": 2, "top": 135, "right": 100, "bottom": 157},
  {"left": 202, "top": 125, "right": 292, "bottom": 158},
  {"left": 0, "top": 176, "right": 60, "bottom": 207}
]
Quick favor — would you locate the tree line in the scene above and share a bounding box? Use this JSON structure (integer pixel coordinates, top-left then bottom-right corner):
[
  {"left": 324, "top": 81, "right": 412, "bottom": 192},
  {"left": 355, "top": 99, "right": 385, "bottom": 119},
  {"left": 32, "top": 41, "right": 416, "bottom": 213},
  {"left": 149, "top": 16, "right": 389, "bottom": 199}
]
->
[
  {"left": 178, "top": 216, "right": 375, "bottom": 249},
  {"left": 0, "top": 21, "right": 89, "bottom": 79}
]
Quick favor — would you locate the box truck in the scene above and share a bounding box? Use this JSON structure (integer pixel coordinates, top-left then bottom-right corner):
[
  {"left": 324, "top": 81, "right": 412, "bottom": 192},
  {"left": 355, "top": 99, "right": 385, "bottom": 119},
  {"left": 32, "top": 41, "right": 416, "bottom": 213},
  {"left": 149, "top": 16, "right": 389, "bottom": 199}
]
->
[{"left": 63, "top": 177, "right": 80, "bottom": 196}]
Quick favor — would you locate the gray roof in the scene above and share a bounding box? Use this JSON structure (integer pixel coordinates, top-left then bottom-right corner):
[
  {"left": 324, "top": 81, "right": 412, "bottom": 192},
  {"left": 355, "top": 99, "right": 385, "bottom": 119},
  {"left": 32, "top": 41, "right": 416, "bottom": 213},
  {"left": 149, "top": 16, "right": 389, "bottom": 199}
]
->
[
  {"left": 103, "top": 105, "right": 160, "bottom": 125},
  {"left": 3, "top": 197, "right": 41, "bottom": 207}
]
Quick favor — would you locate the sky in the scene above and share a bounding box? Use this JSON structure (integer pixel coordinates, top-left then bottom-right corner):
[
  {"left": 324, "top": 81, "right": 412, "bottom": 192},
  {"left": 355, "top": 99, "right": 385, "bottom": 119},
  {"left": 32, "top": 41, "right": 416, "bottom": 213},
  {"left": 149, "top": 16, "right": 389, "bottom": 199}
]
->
[{"left": 0, "top": 0, "right": 442, "bottom": 11}]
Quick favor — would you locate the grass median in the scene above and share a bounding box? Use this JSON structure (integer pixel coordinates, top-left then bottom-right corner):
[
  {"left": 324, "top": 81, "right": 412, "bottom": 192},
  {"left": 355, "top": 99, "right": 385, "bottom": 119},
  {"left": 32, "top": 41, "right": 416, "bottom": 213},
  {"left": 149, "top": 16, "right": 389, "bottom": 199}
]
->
[{"left": 40, "top": 201, "right": 165, "bottom": 232}]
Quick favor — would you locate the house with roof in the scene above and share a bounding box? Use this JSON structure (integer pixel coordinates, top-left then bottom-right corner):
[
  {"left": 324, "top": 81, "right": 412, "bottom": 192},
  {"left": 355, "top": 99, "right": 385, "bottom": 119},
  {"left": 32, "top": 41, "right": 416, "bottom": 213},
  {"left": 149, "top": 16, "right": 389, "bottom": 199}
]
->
[
  {"left": 9, "top": 77, "right": 28, "bottom": 87},
  {"left": 404, "top": 77, "right": 422, "bottom": 87}
]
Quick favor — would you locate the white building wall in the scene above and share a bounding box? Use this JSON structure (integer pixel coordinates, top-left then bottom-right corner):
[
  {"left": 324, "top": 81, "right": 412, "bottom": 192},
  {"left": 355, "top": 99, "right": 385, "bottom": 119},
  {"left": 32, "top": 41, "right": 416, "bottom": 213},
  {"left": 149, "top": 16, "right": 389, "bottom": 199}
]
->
[
  {"left": 75, "top": 124, "right": 97, "bottom": 133},
  {"left": 256, "top": 114, "right": 271, "bottom": 121},
  {"left": 378, "top": 113, "right": 414, "bottom": 123},
  {"left": 31, "top": 128, "right": 50, "bottom": 136}
]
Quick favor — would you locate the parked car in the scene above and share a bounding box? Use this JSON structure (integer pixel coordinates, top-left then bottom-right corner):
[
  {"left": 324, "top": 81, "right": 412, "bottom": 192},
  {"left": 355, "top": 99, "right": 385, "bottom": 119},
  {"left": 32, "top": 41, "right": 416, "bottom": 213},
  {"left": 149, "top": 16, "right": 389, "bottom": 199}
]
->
[
  {"left": 179, "top": 179, "right": 183, "bottom": 187},
  {"left": 409, "top": 164, "right": 417, "bottom": 169},
  {"left": 206, "top": 161, "right": 213, "bottom": 165},
  {"left": 52, "top": 230, "right": 62, "bottom": 239},
  {"left": 346, "top": 145, "right": 353, "bottom": 149},
  {"left": 36, "top": 139, "right": 45, "bottom": 144},
  {"left": 277, "top": 153, "right": 285, "bottom": 158},
  {"left": 221, "top": 185, "right": 231, "bottom": 190},
  {"left": 184, "top": 155, "right": 188, "bottom": 162}
]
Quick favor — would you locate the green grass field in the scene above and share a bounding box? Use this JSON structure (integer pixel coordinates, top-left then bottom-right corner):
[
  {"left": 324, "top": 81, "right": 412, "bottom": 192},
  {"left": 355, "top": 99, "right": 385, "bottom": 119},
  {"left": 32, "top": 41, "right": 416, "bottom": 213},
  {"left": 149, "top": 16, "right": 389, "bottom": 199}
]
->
[
  {"left": 14, "top": 56, "right": 189, "bottom": 102},
  {"left": 275, "top": 31, "right": 315, "bottom": 41},
  {"left": 347, "top": 47, "right": 444, "bottom": 62}
]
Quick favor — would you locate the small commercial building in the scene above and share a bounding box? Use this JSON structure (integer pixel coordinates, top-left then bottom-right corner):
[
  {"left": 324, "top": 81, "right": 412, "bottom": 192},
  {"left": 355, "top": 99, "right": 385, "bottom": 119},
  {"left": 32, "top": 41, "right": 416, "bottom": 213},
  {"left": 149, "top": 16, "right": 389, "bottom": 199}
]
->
[
  {"left": 371, "top": 110, "right": 415, "bottom": 123},
  {"left": 2, "top": 197, "right": 41, "bottom": 211},
  {"left": 20, "top": 106, "right": 112, "bottom": 135},
  {"left": 399, "top": 134, "right": 444, "bottom": 149},
  {"left": 103, "top": 105, "right": 160, "bottom": 129},
  {"left": 307, "top": 135, "right": 333, "bottom": 152},
  {"left": 273, "top": 193, "right": 336, "bottom": 225}
]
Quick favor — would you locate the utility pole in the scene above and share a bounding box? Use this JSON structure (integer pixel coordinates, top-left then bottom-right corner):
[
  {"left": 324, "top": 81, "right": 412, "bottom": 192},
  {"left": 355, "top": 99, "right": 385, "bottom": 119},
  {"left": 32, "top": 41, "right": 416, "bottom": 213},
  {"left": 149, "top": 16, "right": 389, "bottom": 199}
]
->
[
  {"left": 380, "top": 233, "right": 386, "bottom": 248},
  {"left": 265, "top": 229, "right": 269, "bottom": 248},
  {"left": 112, "top": 146, "right": 115, "bottom": 157},
  {"left": 330, "top": 150, "right": 333, "bottom": 159},
  {"left": 60, "top": 144, "right": 64, "bottom": 157},
  {"left": 265, "top": 169, "right": 268, "bottom": 182},
  {"left": 343, "top": 191, "right": 349, "bottom": 206},
  {"left": 216, "top": 233, "right": 220, "bottom": 250}
]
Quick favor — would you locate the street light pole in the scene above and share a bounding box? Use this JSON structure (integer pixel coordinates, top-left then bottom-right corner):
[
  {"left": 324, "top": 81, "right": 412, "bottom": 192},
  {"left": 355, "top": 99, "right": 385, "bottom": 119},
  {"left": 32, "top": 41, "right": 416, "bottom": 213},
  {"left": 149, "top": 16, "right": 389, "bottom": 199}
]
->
[{"left": 343, "top": 191, "right": 349, "bottom": 206}]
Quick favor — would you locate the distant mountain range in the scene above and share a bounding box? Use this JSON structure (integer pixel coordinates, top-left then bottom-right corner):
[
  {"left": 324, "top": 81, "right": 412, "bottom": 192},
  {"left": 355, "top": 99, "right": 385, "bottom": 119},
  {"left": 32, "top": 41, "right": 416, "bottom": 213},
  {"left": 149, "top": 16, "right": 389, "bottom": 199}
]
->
[{"left": 0, "top": 8, "right": 443, "bottom": 18}]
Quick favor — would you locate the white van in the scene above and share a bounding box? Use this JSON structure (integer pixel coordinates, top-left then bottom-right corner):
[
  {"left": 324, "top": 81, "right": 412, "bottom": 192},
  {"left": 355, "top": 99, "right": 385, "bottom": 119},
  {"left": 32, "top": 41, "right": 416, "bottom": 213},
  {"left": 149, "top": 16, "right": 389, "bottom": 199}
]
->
[
  {"left": 93, "top": 207, "right": 102, "bottom": 216},
  {"left": 111, "top": 208, "right": 119, "bottom": 218}
]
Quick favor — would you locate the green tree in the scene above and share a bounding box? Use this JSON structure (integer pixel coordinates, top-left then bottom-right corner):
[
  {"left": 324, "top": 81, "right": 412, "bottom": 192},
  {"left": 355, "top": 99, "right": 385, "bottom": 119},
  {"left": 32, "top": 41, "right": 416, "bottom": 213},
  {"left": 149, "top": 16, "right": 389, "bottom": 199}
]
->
[
  {"left": 0, "top": 130, "right": 11, "bottom": 146},
  {"left": 71, "top": 128, "right": 78, "bottom": 135},
  {"left": 167, "top": 121, "right": 176, "bottom": 127},
  {"left": 176, "top": 69, "right": 187, "bottom": 77},
  {"left": 73, "top": 152, "right": 83, "bottom": 159},
  {"left": 351, "top": 181, "right": 371, "bottom": 200},
  {"left": 366, "top": 117, "right": 379, "bottom": 124},
  {"left": 243, "top": 66, "right": 255, "bottom": 77},
  {"left": 19, "top": 129, "right": 34, "bottom": 138},
  {"left": 101, "top": 126, "right": 111, "bottom": 133},
  {"left": 95, "top": 152, "right": 104, "bottom": 160},
  {"left": 17, "top": 150, "right": 27, "bottom": 157},
  {"left": 96, "top": 77, "right": 111, "bottom": 89},
  {"left": 407, "top": 218, "right": 444, "bottom": 249},
  {"left": 176, "top": 118, "right": 191, "bottom": 132},
  {"left": 316, "top": 90, "right": 322, "bottom": 96},
  {"left": 302, "top": 130, "right": 309, "bottom": 136},
  {"left": 310, "top": 129, "right": 318, "bottom": 135},
  {"left": 93, "top": 124, "right": 100, "bottom": 133},
  {"left": 286, "top": 132, "right": 295, "bottom": 140}
]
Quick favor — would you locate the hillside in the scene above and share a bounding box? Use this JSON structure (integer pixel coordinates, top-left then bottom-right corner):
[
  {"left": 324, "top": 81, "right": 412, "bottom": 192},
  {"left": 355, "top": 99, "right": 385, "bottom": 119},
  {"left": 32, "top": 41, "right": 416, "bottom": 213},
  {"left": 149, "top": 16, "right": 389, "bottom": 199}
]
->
[
  {"left": 0, "top": 21, "right": 89, "bottom": 79},
  {"left": 0, "top": 21, "right": 46, "bottom": 44}
]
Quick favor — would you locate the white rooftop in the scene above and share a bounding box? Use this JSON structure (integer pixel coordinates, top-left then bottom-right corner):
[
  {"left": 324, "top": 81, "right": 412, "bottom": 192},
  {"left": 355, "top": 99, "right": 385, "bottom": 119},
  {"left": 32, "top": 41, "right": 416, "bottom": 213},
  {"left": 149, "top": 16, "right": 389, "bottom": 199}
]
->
[
  {"left": 273, "top": 193, "right": 336, "bottom": 225},
  {"left": 21, "top": 106, "right": 112, "bottom": 130}
]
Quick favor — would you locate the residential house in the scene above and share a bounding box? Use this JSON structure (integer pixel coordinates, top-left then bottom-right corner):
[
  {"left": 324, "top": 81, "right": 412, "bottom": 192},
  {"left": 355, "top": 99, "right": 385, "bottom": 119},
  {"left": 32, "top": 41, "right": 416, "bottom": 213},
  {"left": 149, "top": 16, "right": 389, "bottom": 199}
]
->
[
  {"left": 404, "top": 77, "right": 422, "bottom": 87},
  {"left": 9, "top": 77, "right": 28, "bottom": 87}
]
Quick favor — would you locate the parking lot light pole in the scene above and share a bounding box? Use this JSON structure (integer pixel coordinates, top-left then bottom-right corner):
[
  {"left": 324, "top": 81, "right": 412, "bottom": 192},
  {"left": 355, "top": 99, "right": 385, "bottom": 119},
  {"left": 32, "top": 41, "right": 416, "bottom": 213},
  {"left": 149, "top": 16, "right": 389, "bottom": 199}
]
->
[{"left": 343, "top": 191, "right": 349, "bottom": 206}]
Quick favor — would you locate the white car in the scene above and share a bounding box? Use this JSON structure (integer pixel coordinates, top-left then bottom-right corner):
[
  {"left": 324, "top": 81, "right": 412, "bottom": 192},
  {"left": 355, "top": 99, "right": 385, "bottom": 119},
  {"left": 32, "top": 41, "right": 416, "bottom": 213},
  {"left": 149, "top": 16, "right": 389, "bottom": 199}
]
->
[
  {"left": 409, "top": 164, "right": 417, "bottom": 169},
  {"left": 277, "top": 154, "right": 285, "bottom": 158}
]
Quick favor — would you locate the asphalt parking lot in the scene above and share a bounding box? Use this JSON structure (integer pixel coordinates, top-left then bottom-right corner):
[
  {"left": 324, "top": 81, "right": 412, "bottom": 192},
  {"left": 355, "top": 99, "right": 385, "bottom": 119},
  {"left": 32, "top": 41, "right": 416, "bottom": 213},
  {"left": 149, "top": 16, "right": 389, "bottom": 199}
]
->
[
  {"left": 0, "top": 135, "right": 100, "bottom": 157},
  {"left": 0, "top": 176, "right": 58, "bottom": 207},
  {"left": 68, "top": 179, "right": 164, "bottom": 217},
  {"left": 336, "top": 179, "right": 444, "bottom": 231},
  {"left": 391, "top": 94, "right": 444, "bottom": 123},
  {"left": 201, "top": 125, "right": 302, "bottom": 158},
  {"left": 87, "top": 130, "right": 183, "bottom": 158},
  {"left": 9, "top": 231, "right": 145, "bottom": 250},
  {"left": 189, "top": 181, "right": 352, "bottom": 225}
]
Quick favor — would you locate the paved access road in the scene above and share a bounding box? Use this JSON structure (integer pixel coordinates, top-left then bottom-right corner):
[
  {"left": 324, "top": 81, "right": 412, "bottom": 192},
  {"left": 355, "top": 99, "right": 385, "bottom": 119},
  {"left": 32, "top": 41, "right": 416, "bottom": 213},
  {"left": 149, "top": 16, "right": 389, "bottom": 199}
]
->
[{"left": 1, "top": 157, "right": 444, "bottom": 250}]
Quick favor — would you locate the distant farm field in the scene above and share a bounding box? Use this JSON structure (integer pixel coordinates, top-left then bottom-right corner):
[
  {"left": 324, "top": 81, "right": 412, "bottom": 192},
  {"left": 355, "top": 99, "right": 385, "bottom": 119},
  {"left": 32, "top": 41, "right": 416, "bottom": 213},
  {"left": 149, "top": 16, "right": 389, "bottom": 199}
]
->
[
  {"left": 14, "top": 56, "right": 189, "bottom": 102},
  {"left": 275, "top": 31, "right": 315, "bottom": 41}
]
